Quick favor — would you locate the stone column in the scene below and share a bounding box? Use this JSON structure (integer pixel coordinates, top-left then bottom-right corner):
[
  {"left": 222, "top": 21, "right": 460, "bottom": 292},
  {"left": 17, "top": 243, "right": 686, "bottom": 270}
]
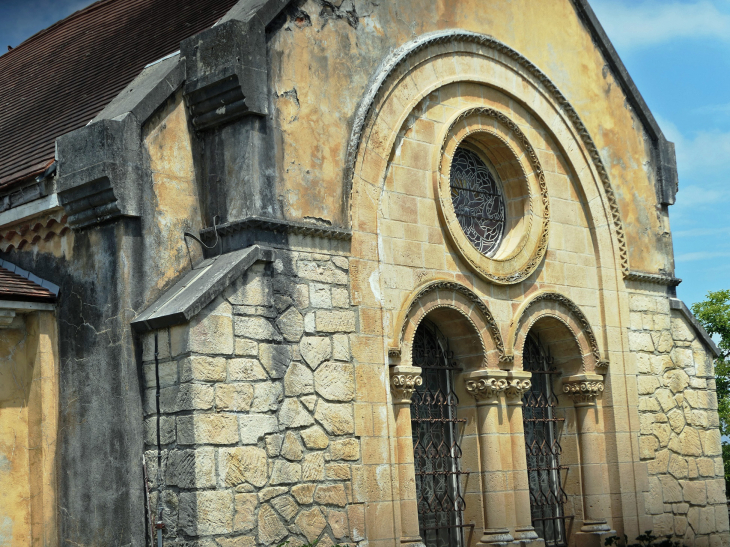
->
[
  {"left": 465, "top": 370, "right": 514, "bottom": 545},
  {"left": 562, "top": 374, "right": 614, "bottom": 547},
  {"left": 504, "top": 371, "right": 540, "bottom": 544},
  {"left": 390, "top": 366, "right": 424, "bottom": 546}
]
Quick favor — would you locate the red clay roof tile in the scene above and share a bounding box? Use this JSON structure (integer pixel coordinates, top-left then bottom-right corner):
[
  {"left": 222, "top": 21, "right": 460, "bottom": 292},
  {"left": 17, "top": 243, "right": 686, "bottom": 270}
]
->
[
  {"left": 0, "top": 266, "right": 56, "bottom": 302},
  {"left": 0, "top": 0, "right": 240, "bottom": 190}
]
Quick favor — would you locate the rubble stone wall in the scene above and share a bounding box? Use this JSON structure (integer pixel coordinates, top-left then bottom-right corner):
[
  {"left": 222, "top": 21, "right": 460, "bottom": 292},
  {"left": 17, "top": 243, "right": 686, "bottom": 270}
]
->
[
  {"left": 141, "top": 250, "right": 366, "bottom": 547},
  {"left": 629, "top": 289, "right": 729, "bottom": 545}
]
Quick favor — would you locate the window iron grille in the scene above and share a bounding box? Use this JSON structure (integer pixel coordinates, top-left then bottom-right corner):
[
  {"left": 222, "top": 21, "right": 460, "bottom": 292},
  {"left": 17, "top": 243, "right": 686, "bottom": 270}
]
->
[
  {"left": 411, "top": 321, "right": 468, "bottom": 547},
  {"left": 449, "top": 146, "right": 506, "bottom": 257},
  {"left": 522, "top": 334, "right": 571, "bottom": 547}
]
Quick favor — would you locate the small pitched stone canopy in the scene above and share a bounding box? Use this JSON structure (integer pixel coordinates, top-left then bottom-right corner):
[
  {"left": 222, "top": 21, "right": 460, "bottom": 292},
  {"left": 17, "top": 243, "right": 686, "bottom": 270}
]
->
[
  {"left": 0, "top": 258, "right": 57, "bottom": 327},
  {"left": 132, "top": 245, "right": 275, "bottom": 332}
]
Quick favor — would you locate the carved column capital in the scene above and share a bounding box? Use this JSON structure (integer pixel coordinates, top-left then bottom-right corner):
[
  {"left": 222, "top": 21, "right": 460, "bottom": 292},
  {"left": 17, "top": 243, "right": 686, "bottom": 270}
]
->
[
  {"left": 562, "top": 374, "right": 604, "bottom": 405},
  {"left": 465, "top": 370, "right": 509, "bottom": 403},
  {"left": 504, "top": 378, "right": 532, "bottom": 401},
  {"left": 390, "top": 366, "right": 422, "bottom": 404}
]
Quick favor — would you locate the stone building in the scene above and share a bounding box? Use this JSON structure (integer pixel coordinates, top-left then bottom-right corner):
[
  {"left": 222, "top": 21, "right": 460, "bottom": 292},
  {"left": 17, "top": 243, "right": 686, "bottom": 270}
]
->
[{"left": 0, "top": 0, "right": 726, "bottom": 546}]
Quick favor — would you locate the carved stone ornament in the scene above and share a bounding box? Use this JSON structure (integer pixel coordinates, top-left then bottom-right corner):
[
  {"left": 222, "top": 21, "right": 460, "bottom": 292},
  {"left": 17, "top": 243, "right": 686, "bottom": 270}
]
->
[
  {"left": 465, "top": 377, "right": 508, "bottom": 402},
  {"left": 390, "top": 366, "right": 423, "bottom": 403},
  {"left": 562, "top": 374, "right": 605, "bottom": 404},
  {"left": 400, "top": 281, "right": 506, "bottom": 361},
  {"left": 504, "top": 378, "right": 532, "bottom": 399}
]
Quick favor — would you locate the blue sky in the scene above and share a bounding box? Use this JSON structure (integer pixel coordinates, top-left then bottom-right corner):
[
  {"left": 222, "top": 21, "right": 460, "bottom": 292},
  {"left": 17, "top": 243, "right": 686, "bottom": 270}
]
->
[
  {"left": 1, "top": 0, "right": 727, "bottom": 307},
  {"left": 591, "top": 0, "right": 730, "bottom": 308},
  {"left": 0, "top": 0, "right": 95, "bottom": 51}
]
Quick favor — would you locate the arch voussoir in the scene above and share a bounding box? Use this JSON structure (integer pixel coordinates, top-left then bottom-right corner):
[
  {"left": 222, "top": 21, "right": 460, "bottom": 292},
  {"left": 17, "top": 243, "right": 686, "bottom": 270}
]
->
[
  {"left": 507, "top": 290, "right": 605, "bottom": 373},
  {"left": 393, "top": 280, "right": 506, "bottom": 369}
]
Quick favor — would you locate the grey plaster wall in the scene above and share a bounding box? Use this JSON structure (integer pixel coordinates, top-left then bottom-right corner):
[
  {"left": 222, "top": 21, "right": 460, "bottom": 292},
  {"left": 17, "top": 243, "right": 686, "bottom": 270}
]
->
[{"left": 3, "top": 220, "right": 147, "bottom": 547}]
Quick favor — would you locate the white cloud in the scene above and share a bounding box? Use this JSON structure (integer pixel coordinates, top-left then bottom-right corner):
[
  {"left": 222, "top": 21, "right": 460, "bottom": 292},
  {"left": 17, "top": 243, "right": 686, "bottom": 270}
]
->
[
  {"left": 591, "top": 0, "right": 730, "bottom": 50},
  {"left": 673, "top": 226, "right": 730, "bottom": 238},
  {"left": 676, "top": 251, "right": 730, "bottom": 262},
  {"left": 693, "top": 102, "right": 730, "bottom": 116},
  {"left": 655, "top": 114, "right": 730, "bottom": 180}
]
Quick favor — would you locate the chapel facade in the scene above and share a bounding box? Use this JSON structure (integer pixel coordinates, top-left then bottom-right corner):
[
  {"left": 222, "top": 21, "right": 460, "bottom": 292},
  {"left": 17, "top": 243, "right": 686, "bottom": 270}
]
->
[{"left": 0, "top": 1, "right": 727, "bottom": 546}]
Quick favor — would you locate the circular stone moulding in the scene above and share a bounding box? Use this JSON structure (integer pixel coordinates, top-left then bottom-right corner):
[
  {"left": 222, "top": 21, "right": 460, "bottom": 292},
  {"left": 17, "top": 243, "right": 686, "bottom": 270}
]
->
[{"left": 435, "top": 108, "right": 550, "bottom": 285}]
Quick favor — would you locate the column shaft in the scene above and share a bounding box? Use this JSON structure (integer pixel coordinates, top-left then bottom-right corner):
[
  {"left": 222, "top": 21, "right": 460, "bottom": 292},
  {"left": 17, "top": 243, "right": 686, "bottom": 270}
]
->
[
  {"left": 390, "top": 366, "right": 423, "bottom": 546},
  {"left": 563, "top": 374, "right": 613, "bottom": 536},
  {"left": 394, "top": 401, "right": 422, "bottom": 544},
  {"left": 466, "top": 372, "right": 514, "bottom": 545},
  {"left": 506, "top": 391, "right": 539, "bottom": 542},
  {"left": 575, "top": 402, "right": 612, "bottom": 532}
]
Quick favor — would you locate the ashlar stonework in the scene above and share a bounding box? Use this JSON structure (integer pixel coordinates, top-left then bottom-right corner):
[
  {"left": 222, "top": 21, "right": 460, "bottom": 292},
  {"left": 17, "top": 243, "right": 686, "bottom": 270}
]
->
[
  {"left": 0, "top": 0, "right": 726, "bottom": 546},
  {"left": 142, "top": 252, "right": 360, "bottom": 546}
]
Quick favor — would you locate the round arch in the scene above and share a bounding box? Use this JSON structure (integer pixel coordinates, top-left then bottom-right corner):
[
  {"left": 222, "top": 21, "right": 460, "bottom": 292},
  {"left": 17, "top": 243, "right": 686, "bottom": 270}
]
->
[
  {"left": 346, "top": 29, "right": 626, "bottom": 278},
  {"left": 392, "top": 280, "right": 505, "bottom": 369},
  {"left": 508, "top": 290, "right": 605, "bottom": 373}
]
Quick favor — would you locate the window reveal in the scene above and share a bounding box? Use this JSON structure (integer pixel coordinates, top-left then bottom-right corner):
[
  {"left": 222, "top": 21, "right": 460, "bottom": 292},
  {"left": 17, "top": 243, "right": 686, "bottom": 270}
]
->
[
  {"left": 449, "top": 147, "right": 506, "bottom": 257},
  {"left": 522, "top": 335, "right": 571, "bottom": 547},
  {"left": 411, "top": 321, "right": 468, "bottom": 547}
]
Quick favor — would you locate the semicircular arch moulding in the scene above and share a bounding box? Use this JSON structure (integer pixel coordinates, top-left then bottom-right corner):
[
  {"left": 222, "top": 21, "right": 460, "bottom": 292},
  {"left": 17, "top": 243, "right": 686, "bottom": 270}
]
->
[
  {"left": 346, "top": 29, "right": 629, "bottom": 276},
  {"left": 507, "top": 290, "right": 607, "bottom": 373},
  {"left": 392, "top": 280, "right": 507, "bottom": 369}
]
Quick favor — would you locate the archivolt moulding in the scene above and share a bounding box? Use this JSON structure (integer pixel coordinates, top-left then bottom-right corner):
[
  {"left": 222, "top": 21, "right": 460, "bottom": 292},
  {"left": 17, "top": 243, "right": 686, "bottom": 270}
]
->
[
  {"left": 345, "top": 29, "right": 629, "bottom": 275},
  {"left": 507, "top": 290, "right": 606, "bottom": 372},
  {"left": 391, "top": 280, "right": 506, "bottom": 366}
]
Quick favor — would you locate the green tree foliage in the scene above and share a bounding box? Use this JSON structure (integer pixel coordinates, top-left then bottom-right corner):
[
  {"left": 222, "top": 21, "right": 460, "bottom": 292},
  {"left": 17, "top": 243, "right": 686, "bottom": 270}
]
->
[
  {"left": 605, "top": 530, "right": 681, "bottom": 546},
  {"left": 691, "top": 289, "right": 730, "bottom": 490},
  {"left": 691, "top": 290, "right": 730, "bottom": 434}
]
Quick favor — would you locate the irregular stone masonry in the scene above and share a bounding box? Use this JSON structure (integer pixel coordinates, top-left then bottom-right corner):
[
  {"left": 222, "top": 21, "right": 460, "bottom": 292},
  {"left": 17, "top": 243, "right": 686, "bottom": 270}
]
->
[
  {"left": 630, "top": 290, "right": 729, "bottom": 543},
  {"left": 141, "top": 250, "right": 362, "bottom": 546}
]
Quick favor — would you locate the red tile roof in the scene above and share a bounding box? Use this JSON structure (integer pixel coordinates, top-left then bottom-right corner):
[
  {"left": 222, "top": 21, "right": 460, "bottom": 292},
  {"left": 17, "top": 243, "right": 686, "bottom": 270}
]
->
[
  {"left": 0, "top": 0, "right": 240, "bottom": 190},
  {"left": 0, "top": 265, "right": 56, "bottom": 303}
]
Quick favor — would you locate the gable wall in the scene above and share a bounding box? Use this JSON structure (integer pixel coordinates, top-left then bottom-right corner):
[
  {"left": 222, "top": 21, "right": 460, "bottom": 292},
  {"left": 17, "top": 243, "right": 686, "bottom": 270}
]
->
[{"left": 267, "top": 0, "right": 670, "bottom": 275}]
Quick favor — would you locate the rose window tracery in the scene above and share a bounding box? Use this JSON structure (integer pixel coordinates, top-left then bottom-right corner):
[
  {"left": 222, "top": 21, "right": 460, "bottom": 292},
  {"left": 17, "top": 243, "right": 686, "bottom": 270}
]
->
[{"left": 449, "top": 146, "right": 506, "bottom": 257}]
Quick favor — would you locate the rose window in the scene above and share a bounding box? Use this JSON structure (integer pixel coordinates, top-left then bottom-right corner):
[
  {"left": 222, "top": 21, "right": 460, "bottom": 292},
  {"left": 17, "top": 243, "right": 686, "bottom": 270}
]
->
[{"left": 449, "top": 147, "right": 506, "bottom": 257}]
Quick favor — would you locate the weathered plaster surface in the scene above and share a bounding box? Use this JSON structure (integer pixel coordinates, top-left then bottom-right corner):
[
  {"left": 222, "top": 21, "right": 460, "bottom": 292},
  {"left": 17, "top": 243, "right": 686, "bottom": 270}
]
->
[
  {"left": 267, "top": 0, "right": 669, "bottom": 274},
  {"left": 142, "top": 92, "right": 204, "bottom": 300},
  {"left": 0, "top": 311, "right": 58, "bottom": 547}
]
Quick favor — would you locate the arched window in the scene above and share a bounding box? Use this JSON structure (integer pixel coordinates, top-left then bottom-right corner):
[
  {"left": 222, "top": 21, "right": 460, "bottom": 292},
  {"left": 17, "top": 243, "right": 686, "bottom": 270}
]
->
[
  {"left": 522, "top": 334, "right": 570, "bottom": 546},
  {"left": 411, "top": 321, "right": 466, "bottom": 547}
]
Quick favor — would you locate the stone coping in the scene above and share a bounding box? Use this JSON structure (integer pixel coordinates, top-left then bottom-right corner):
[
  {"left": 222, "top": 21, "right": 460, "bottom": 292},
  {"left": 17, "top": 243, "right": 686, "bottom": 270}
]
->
[
  {"left": 132, "top": 245, "right": 275, "bottom": 332},
  {"left": 670, "top": 298, "right": 720, "bottom": 357}
]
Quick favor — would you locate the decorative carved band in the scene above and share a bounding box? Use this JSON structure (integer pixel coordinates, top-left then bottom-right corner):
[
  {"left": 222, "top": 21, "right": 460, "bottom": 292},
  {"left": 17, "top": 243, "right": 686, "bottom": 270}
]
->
[
  {"left": 390, "top": 373, "right": 423, "bottom": 404},
  {"left": 465, "top": 377, "right": 508, "bottom": 401},
  {"left": 563, "top": 380, "right": 604, "bottom": 404},
  {"left": 625, "top": 271, "right": 682, "bottom": 287},
  {"left": 0, "top": 210, "right": 68, "bottom": 252},
  {"left": 517, "top": 291, "right": 603, "bottom": 371},
  {"left": 200, "top": 215, "right": 352, "bottom": 242}
]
